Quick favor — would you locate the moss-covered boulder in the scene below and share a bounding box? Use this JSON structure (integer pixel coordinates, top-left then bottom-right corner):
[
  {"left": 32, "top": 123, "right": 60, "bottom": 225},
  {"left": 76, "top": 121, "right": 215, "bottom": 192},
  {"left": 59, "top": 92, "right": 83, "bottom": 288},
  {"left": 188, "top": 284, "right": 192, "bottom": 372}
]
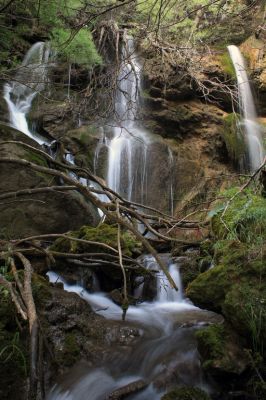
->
[
  {"left": 0, "top": 123, "right": 99, "bottom": 238},
  {"left": 161, "top": 386, "right": 210, "bottom": 400},
  {"left": 51, "top": 223, "right": 141, "bottom": 257},
  {"left": 196, "top": 323, "right": 249, "bottom": 377},
  {"left": 187, "top": 189, "right": 266, "bottom": 354}
]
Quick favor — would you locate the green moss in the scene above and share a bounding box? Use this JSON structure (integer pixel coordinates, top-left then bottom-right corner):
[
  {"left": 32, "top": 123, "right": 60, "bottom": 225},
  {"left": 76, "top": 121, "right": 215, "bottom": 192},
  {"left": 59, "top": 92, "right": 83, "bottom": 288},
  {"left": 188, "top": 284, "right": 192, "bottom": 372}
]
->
[
  {"left": 161, "top": 386, "right": 210, "bottom": 400},
  {"left": 24, "top": 150, "right": 48, "bottom": 168},
  {"left": 222, "top": 113, "right": 246, "bottom": 166},
  {"left": 51, "top": 223, "right": 141, "bottom": 257},
  {"left": 188, "top": 187, "right": 266, "bottom": 354},
  {"left": 187, "top": 239, "right": 266, "bottom": 354},
  {"left": 62, "top": 332, "right": 80, "bottom": 366},
  {"left": 32, "top": 273, "right": 52, "bottom": 306},
  {"left": 51, "top": 27, "right": 102, "bottom": 67},
  {"left": 218, "top": 52, "right": 236, "bottom": 78},
  {"left": 196, "top": 324, "right": 225, "bottom": 369}
]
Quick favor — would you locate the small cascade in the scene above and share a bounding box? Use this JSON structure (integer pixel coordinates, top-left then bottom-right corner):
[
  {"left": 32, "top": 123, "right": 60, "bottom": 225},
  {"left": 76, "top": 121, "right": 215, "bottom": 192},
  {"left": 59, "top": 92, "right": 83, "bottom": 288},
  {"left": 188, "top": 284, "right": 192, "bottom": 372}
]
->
[
  {"left": 46, "top": 255, "right": 216, "bottom": 400},
  {"left": 227, "top": 45, "right": 265, "bottom": 171},
  {"left": 157, "top": 263, "right": 183, "bottom": 303},
  {"left": 4, "top": 42, "right": 51, "bottom": 145}
]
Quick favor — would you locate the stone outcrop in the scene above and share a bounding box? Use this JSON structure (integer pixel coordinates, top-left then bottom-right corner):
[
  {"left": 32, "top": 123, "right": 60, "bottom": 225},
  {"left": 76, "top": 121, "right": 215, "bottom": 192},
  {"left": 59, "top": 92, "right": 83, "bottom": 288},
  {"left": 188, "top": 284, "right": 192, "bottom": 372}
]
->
[
  {"left": 240, "top": 34, "right": 266, "bottom": 115},
  {"left": 0, "top": 123, "right": 99, "bottom": 239}
]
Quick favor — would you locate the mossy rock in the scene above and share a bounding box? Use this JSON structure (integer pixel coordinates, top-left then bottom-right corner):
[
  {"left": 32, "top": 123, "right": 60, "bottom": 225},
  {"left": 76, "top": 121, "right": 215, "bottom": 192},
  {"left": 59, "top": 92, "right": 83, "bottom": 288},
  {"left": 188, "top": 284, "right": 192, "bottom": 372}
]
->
[
  {"left": 51, "top": 223, "right": 142, "bottom": 257},
  {"left": 187, "top": 240, "right": 266, "bottom": 352},
  {"left": 59, "top": 332, "right": 80, "bottom": 367},
  {"left": 188, "top": 189, "right": 266, "bottom": 352},
  {"left": 161, "top": 386, "right": 210, "bottom": 400},
  {"left": 62, "top": 125, "right": 101, "bottom": 171},
  {"left": 196, "top": 324, "right": 249, "bottom": 376},
  {"left": 222, "top": 113, "right": 246, "bottom": 167},
  {"left": 32, "top": 273, "right": 52, "bottom": 306},
  {"left": 218, "top": 52, "right": 236, "bottom": 79}
]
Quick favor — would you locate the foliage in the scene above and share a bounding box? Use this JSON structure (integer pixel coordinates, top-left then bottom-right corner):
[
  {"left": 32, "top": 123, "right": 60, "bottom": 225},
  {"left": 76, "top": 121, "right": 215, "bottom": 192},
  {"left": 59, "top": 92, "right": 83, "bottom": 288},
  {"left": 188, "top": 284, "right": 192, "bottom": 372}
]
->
[
  {"left": 51, "top": 27, "right": 102, "bottom": 66},
  {"left": 38, "top": 0, "right": 102, "bottom": 66},
  {"left": 211, "top": 188, "right": 266, "bottom": 244},
  {"left": 0, "top": 287, "right": 28, "bottom": 379},
  {"left": 0, "top": 332, "right": 27, "bottom": 376},
  {"left": 0, "top": 0, "right": 102, "bottom": 69}
]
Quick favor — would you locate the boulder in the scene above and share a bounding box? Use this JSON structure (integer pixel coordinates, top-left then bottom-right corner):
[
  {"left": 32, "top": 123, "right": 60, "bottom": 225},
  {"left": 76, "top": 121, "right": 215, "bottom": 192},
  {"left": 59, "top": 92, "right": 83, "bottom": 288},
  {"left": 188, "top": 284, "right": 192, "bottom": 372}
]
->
[{"left": 0, "top": 123, "right": 99, "bottom": 239}]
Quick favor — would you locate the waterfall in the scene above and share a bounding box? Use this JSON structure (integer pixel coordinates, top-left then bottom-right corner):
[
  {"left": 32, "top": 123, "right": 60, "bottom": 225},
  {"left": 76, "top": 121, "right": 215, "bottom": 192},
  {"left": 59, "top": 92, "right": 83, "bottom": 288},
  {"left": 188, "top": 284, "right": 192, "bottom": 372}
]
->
[
  {"left": 94, "top": 37, "right": 174, "bottom": 212},
  {"left": 3, "top": 42, "right": 51, "bottom": 145},
  {"left": 106, "top": 37, "right": 149, "bottom": 203},
  {"left": 227, "top": 45, "right": 264, "bottom": 171}
]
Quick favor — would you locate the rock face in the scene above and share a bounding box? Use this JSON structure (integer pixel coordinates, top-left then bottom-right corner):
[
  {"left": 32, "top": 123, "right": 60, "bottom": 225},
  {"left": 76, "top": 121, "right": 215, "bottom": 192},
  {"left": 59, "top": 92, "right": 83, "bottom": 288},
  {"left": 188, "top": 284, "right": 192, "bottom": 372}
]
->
[
  {"left": 240, "top": 35, "right": 266, "bottom": 115},
  {"left": 0, "top": 124, "right": 99, "bottom": 239}
]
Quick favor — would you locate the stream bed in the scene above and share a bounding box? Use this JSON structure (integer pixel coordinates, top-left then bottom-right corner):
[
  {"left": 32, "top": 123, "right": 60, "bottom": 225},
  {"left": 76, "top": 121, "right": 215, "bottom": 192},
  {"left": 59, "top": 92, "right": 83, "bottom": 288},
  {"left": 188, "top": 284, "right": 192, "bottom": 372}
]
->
[{"left": 46, "top": 257, "right": 223, "bottom": 400}]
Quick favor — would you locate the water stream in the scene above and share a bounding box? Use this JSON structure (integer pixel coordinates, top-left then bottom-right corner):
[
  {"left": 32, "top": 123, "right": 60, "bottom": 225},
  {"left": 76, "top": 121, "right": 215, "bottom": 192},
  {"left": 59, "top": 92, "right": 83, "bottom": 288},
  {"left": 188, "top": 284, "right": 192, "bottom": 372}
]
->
[
  {"left": 46, "top": 256, "right": 215, "bottom": 400},
  {"left": 227, "top": 45, "right": 265, "bottom": 171},
  {"left": 4, "top": 42, "right": 52, "bottom": 145}
]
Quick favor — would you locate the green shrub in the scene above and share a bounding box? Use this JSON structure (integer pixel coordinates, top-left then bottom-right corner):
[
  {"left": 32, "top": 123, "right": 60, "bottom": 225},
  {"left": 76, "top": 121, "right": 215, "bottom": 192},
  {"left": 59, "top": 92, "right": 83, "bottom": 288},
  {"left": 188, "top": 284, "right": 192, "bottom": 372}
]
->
[{"left": 51, "top": 27, "right": 102, "bottom": 66}]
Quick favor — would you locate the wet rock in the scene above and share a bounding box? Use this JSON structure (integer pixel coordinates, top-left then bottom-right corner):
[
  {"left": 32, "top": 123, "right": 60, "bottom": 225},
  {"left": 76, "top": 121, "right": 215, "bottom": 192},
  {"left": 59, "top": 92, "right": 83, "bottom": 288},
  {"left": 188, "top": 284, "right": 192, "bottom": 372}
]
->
[
  {"left": 39, "top": 281, "right": 142, "bottom": 377},
  {"left": 161, "top": 386, "right": 211, "bottom": 400},
  {"left": 196, "top": 323, "right": 250, "bottom": 381},
  {"left": 240, "top": 35, "right": 266, "bottom": 115},
  {"left": 108, "top": 379, "right": 147, "bottom": 399},
  {"left": 172, "top": 309, "right": 224, "bottom": 330},
  {"left": 173, "top": 256, "right": 200, "bottom": 290},
  {"left": 104, "top": 325, "right": 141, "bottom": 346}
]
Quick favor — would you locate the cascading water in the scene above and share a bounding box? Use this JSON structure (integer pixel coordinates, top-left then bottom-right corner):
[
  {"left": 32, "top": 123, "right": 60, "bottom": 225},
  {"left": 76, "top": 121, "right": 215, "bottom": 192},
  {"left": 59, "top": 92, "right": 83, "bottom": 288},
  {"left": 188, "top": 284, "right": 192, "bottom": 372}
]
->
[
  {"left": 4, "top": 42, "right": 51, "bottom": 145},
  {"left": 227, "top": 45, "right": 265, "bottom": 171},
  {"left": 106, "top": 37, "right": 149, "bottom": 203},
  {"left": 94, "top": 38, "right": 175, "bottom": 212},
  {"left": 46, "top": 255, "right": 219, "bottom": 400}
]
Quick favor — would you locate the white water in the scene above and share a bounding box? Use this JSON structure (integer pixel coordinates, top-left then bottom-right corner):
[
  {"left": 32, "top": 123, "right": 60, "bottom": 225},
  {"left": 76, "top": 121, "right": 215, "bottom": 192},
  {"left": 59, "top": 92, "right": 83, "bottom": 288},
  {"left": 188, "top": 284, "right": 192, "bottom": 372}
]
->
[
  {"left": 46, "top": 255, "right": 215, "bottom": 400},
  {"left": 93, "top": 38, "right": 175, "bottom": 212},
  {"left": 4, "top": 42, "right": 52, "bottom": 145},
  {"left": 47, "top": 259, "right": 197, "bottom": 333},
  {"left": 106, "top": 38, "right": 149, "bottom": 203},
  {"left": 227, "top": 45, "right": 264, "bottom": 171}
]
